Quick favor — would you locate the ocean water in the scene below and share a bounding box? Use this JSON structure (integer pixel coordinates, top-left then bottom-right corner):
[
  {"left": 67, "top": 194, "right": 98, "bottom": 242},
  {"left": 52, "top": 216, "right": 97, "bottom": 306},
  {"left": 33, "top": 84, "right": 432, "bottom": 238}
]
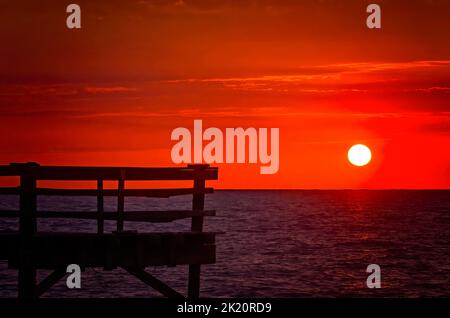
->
[{"left": 0, "top": 190, "right": 449, "bottom": 298}]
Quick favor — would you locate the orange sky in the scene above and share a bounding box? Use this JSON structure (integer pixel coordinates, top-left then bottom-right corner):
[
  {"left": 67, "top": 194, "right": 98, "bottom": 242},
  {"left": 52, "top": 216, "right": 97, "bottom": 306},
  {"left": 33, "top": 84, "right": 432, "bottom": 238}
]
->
[{"left": 1, "top": 0, "right": 450, "bottom": 189}]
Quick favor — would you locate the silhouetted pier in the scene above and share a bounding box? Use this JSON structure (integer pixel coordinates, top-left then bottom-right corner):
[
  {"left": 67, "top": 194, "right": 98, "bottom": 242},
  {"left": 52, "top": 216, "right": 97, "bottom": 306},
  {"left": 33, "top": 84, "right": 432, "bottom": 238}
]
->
[{"left": 0, "top": 162, "right": 218, "bottom": 299}]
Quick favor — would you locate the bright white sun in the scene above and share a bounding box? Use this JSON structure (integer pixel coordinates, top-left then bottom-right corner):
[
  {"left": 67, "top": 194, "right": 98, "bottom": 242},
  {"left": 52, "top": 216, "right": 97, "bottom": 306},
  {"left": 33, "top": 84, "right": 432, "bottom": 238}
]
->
[{"left": 348, "top": 144, "right": 372, "bottom": 166}]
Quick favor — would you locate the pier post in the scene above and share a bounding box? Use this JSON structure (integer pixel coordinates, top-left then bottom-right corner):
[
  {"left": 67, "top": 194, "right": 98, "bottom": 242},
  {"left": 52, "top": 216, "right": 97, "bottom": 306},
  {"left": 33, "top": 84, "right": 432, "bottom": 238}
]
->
[
  {"left": 18, "top": 163, "right": 38, "bottom": 299},
  {"left": 117, "top": 170, "right": 125, "bottom": 232},
  {"left": 188, "top": 164, "right": 207, "bottom": 299},
  {"left": 97, "top": 179, "right": 104, "bottom": 234}
]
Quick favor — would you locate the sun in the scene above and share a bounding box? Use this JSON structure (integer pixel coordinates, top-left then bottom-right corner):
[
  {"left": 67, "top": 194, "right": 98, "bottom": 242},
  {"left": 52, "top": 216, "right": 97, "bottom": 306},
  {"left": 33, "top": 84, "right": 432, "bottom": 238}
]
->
[{"left": 348, "top": 144, "right": 372, "bottom": 166}]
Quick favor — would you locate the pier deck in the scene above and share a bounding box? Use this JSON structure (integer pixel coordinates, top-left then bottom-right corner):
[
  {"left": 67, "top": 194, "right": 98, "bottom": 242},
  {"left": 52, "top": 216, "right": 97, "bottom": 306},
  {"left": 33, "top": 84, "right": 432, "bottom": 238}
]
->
[{"left": 0, "top": 163, "right": 218, "bottom": 299}]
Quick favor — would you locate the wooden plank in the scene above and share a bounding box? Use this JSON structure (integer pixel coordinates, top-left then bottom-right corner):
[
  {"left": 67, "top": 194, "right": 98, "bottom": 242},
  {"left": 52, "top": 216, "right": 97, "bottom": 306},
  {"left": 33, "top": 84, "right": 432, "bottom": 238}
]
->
[
  {"left": 0, "top": 167, "right": 23, "bottom": 176},
  {"left": 0, "top": 232, "right": 216, "bottom": 268},
  {"left": 0, "top": 187, "right": 20, "bottom": 195},
  {"left": 0, "top": 164, "right": 218, "bottom": 180},
  {"left": 0, "top": 187, "right": 214, "bottom": 197},
  {"left": 33, "top": 187, "right": 214, "bottom": 197},
  {"left": 0, "top": 162, "right": 39, "bottom": 176},
  {"left": 0, "top": 231, "right": 218, "bottom": 240},
  {"left": 123, "top": 267, "right": 184, "bottom": 299},
  {"left": 0, "top": 210, "right": 216, "bottom": 222},
  {"left": 78, "top": 210, "right": 215, "bottom": 222}
]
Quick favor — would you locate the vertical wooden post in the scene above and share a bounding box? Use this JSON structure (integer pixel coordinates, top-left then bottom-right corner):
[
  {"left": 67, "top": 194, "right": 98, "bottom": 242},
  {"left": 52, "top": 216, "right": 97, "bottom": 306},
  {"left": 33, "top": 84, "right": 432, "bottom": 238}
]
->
[
  {"left": 117, "top": 170, "right": 125, "bottom": 232},
  {"left": 18, "top": 164, "right": 38, "bottom": 299},
  {"left": 97, "top": 179, "right": 104, "bottom": 234},
  {"left": 188, "top": 164, "right": 206, "bottom": 299}
]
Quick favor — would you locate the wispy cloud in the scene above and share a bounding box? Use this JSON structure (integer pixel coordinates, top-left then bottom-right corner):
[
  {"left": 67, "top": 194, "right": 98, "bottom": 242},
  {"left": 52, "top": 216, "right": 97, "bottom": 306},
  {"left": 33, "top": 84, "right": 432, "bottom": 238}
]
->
[
  {"left": 84, "top": 86, "right": 138, "bottom": 94},
  {"left": 412, "top": 86, "right": 450, "bottom": 93},
  {"left": 0, "top": 85, "right": 139, "bottom": 97},
  {"left": 165, "top": 60, "right": 450, "bottom": 92}
]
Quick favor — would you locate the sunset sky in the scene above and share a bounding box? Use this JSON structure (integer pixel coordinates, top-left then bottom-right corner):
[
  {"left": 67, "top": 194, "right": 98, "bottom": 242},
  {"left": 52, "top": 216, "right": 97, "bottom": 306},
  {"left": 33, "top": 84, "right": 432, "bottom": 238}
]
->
[{"left": 1, "top": 0, "right": 450, "bottom": 188}]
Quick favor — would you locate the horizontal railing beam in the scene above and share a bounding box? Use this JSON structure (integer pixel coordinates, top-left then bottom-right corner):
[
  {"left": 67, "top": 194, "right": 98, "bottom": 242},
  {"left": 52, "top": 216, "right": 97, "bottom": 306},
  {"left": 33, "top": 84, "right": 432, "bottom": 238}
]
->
[
  {"left": 0, "top": 187, "right": 214, "bottom": 197},
  {"left": 0, "top": 164, "right": 218, "bottom": 181},
  {"left": 0, "top": 187, "right": 20, "bottom": 195},
  {"left": 0, "top": 210, "right": 216, "bottom": 222},
  {"left": 36, "top": 187, "right": 214, "bottom": 197}
]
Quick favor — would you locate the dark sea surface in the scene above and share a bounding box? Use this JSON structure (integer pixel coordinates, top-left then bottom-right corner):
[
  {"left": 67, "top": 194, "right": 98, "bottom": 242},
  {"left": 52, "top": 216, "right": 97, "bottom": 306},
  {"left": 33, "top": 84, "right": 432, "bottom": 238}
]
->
[{"left": 0, "top": 190, "right": 449, "bottom": 297}]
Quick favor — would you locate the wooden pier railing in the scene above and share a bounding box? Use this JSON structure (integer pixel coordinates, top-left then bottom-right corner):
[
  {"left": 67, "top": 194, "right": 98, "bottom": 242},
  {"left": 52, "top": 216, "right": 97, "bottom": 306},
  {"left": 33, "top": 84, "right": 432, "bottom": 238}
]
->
[{"left": 0, "top": 162, "right": 218, "bottom": 299}]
